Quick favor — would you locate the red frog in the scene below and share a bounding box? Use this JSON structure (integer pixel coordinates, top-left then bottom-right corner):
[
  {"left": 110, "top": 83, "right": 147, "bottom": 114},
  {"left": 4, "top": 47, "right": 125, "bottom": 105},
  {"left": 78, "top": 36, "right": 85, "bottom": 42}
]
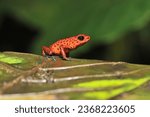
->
[{"left": 42, "top": 34, "right": 90, "bottom": 60}]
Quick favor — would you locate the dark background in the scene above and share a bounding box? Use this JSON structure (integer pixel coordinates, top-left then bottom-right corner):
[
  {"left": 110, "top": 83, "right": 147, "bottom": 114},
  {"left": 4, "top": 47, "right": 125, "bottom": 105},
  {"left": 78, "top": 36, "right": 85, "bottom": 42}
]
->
[{"left": 1, "top": 0, "right": 150, "bottom": 64}]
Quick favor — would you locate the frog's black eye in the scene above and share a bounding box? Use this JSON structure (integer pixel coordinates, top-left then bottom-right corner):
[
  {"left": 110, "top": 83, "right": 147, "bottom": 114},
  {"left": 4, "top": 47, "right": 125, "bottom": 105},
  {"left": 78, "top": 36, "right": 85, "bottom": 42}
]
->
[{"left": 78, "top": 36, "right": 84, "bottom": 41}]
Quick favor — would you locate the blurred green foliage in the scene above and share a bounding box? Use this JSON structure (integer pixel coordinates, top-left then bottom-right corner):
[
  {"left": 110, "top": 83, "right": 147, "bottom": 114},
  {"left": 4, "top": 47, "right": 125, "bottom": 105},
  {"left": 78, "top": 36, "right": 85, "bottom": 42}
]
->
[{"left": 0, "top": 0, "right": 150, "bottom": 58}]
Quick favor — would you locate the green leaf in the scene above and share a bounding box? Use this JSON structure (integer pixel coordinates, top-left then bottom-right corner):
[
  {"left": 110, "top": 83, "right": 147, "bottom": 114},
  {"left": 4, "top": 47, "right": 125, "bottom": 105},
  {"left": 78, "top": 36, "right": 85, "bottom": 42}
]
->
[
  {"left": 73, "top": 78, "right": 149, "bottom": 99},
  {"left": 0, "top": 52, "right": 150, "bottom": 99},
  {"left": 0, "top": 54, "right": 24, "bottom": 64}
]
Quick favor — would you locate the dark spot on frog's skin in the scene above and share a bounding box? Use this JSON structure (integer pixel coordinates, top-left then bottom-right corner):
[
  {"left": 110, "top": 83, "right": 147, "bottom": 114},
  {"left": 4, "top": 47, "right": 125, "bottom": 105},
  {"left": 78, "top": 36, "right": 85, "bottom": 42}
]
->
[
  {"left": 75, "top": 40, "right": 78, "bottom": 43},
  {"left": 72, "top": 42, "right": 74, "bottom": 45}
]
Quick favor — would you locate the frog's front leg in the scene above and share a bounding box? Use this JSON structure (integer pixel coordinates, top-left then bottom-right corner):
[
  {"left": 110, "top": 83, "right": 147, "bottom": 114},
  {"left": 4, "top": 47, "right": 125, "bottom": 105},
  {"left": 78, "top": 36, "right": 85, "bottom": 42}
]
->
[{"left": 60, "top": 46, "right": 70, "bottom": 60}]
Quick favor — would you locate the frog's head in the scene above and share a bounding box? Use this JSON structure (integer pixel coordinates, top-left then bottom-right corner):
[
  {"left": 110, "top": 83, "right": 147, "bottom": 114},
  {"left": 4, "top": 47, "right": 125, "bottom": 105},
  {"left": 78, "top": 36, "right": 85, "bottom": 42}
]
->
[
  {"left": 74, "top": 34, "right": 90, "bottom": 47},
  {"left": 65, "top": 34, "right": 90, "bottom": 49}
]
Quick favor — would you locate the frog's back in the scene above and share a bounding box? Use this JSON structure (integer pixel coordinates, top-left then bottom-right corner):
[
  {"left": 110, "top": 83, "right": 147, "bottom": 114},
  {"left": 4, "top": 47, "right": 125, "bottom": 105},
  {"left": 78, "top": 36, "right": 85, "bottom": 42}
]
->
[{"left": 49, "top": 34, "right": 90, "bottom": 55}]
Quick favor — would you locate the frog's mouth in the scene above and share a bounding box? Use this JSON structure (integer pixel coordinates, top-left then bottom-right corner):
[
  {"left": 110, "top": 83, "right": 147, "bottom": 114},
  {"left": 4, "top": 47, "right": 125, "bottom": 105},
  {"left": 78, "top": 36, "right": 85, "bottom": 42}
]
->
[
  {"left": 85, "top": 35, "right": 90, "bottom": 39},
  {"left": 86, "top": 37, "right": 90, "bottom": 42}
]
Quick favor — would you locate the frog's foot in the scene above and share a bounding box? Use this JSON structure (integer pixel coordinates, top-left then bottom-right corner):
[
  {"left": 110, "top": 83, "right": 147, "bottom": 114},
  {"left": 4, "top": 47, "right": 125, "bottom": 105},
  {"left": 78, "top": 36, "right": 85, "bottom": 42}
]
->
[
  {"left": 63, "top": 57, "right": 71, "bottom": 61},
  {"left": 44, "top": 55, "right": 56, "bottom": 61},
  {"left": 51, "top": 56, "right": 56, "bottom": 61}
]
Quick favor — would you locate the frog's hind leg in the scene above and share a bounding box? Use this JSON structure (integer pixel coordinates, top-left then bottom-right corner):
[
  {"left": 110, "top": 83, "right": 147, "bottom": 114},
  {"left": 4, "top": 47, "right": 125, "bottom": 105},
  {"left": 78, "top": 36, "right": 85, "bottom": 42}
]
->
[
  {"left": 42, "top": 46, "right": 52, "bottom": 56},
  {"left": 42, "top": 46, "right": 56, "bottom": 61}
]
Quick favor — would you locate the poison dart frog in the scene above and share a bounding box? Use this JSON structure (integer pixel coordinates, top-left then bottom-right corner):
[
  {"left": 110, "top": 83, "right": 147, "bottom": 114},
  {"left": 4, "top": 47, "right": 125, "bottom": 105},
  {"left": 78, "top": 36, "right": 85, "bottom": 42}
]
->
[{"left": 42, "top": 34, "right": 90, "bottom": 60}]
